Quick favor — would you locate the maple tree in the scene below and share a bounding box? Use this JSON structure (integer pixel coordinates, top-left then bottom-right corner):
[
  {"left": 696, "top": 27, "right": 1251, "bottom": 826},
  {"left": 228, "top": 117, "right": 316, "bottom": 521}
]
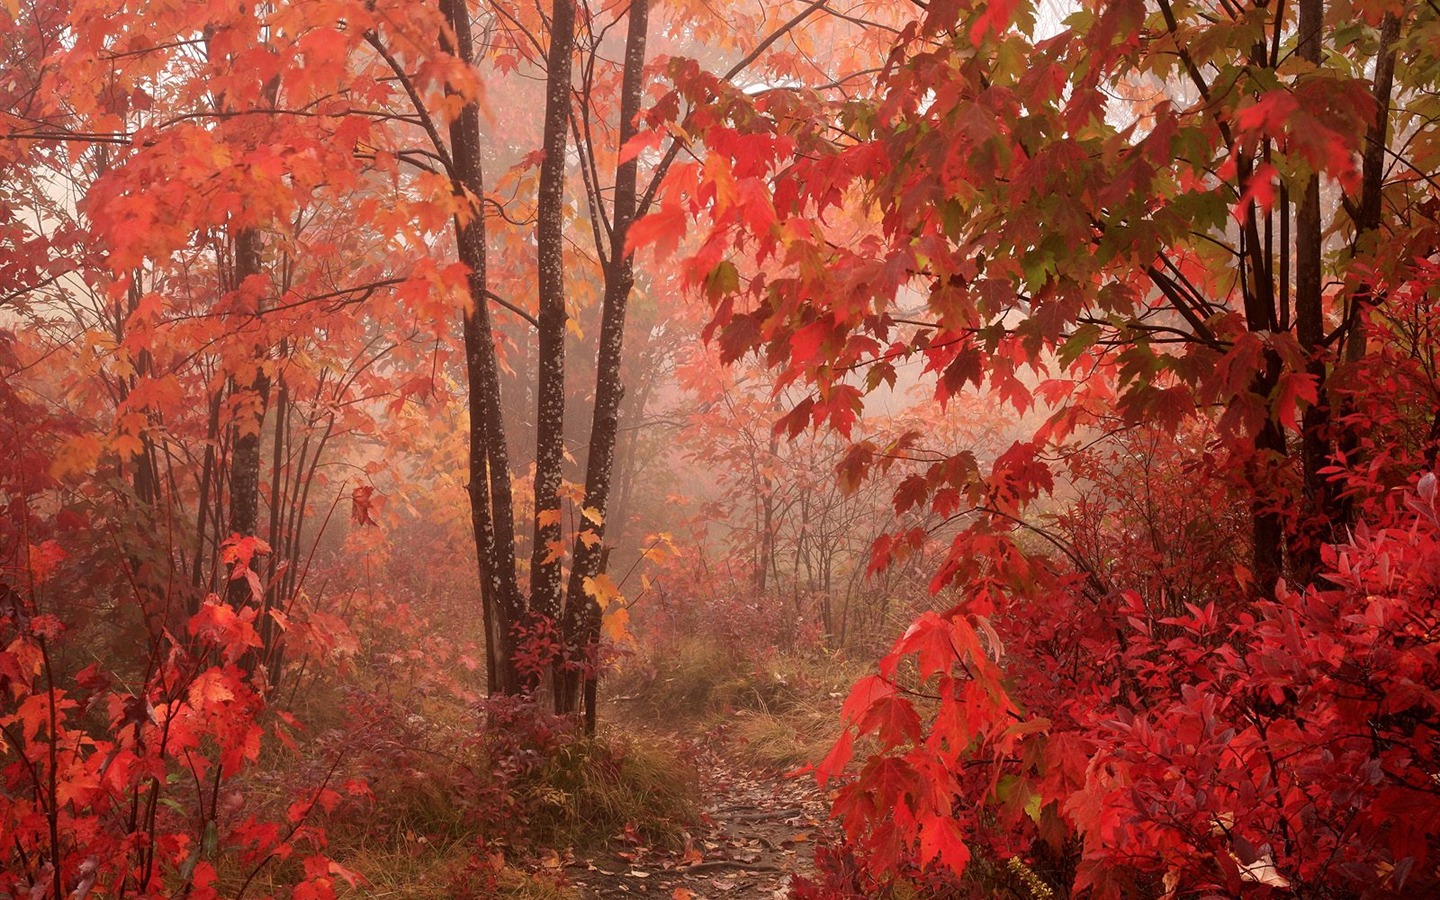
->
[
  {"left": 5, "top": 0, "right": 898, "bottom": 890},
  {"left": 355, "top": 0, "right": 901, "bottom": 724},
  {"left": 1, "top": 3, "right": 420, "bottom": 892},
  {"left": 659, "top": 0, "right": 1440, "bottom": 893}
]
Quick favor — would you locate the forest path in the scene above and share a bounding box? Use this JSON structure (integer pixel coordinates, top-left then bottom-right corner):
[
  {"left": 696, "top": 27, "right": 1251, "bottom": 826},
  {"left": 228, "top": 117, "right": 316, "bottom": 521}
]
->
[{"left": 565, "top": 724, "right": 835, "bottom": 899}]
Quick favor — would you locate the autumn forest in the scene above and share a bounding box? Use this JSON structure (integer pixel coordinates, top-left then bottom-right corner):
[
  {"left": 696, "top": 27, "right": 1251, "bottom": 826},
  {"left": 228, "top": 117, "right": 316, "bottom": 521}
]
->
[{"left": 3, "top": 0, "right": 1440, "bottom": 896}]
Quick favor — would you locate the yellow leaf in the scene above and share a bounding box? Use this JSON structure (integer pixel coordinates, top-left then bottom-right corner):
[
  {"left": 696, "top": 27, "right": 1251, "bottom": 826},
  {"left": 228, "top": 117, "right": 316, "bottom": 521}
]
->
[
  {"left": 581, "top": 506, "right": 604, "bottom": 526},
  {"left": 582, "top": 573, "right": 621, "bottom": 607}
]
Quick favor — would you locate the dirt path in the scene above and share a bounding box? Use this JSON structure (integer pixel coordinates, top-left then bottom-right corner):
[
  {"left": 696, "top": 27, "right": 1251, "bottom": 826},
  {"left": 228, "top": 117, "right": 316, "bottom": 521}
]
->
[{"left": 566, "top": 735, "right": 835, "bottom": 899}]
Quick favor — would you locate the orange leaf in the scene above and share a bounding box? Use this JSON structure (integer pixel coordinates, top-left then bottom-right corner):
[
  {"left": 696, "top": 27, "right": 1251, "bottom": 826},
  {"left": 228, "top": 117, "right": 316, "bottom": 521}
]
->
[
  {"left": 602, "top": 606, "right": 632, "bottom": 644},
  {"left": 189, "top": 599, "right": 262, "bottom": 663},
  {"left": 187, "top": 668, "right": 237, "bottom": 708},
  {"left": 350, "top": 485, "right": 379, "bottom": 526},
  {"left": 619, "top": 129, "right": 664, "bottom": 165},
  {"left": 26, "top": 540, "right": 66, "bottom": 585}
]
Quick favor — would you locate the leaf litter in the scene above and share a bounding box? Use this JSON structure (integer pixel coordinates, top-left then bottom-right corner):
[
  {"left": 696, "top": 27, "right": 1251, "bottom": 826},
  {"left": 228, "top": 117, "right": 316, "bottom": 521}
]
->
[{"left": 566, "top": 731, "right": 835, "bottom": 899}]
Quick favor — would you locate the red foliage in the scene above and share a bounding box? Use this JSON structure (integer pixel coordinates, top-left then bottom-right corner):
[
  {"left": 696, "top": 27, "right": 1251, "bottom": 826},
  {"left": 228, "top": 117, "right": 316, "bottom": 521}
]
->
[
  {"left": 798, "top": 476, "right": 1440, "bottom": 897},
  {"left": 0, "top": 560, "right": 344, "bottom": 898}
]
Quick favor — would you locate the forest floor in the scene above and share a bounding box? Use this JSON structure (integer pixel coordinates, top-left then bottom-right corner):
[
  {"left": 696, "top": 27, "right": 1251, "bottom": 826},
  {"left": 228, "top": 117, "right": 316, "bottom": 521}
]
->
[{"left": 564, "top": 721, "right": 838, "bottom": 899}]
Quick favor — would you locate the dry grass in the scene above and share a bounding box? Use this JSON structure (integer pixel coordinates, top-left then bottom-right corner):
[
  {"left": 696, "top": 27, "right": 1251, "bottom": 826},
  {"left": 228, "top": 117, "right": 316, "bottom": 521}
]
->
[
  {"left": 221, "top": 667, "right": 703, "bottom": 897},
  {"left": 607, "top": 638, "right": 866, "bottom": 775},
  {"left": 609, "top": 639, "right": 864, "bottom": 718},
  {"left": 728, "top": 699, "right": 848, "bottom": 771},
  {"left": 330, "top": 839, "right": 576, "bottom": 900},
  {"left": 524, "top": 729, "right": 701, "bottom": 852}
]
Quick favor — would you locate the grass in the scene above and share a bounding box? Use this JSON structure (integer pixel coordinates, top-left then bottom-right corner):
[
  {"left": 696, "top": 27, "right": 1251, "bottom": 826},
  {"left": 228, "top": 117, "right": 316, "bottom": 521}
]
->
[
  {"left": 219, "top": 634, "right": 865, "bottom": 897},
  {"left": 524, "top": 729, "right": 701, "bottom": 852},
  {"left": 330, "top": 839, "right": 576, "bottom": 900},
  {"left": 606, "top": 637, "right": 864, "bottom": 773},
  {"left": 728, "top": 700, "right": 847, "bottom": 771},
  {"left": 219, "top": 666, "right": 705, "bottom": 898}
]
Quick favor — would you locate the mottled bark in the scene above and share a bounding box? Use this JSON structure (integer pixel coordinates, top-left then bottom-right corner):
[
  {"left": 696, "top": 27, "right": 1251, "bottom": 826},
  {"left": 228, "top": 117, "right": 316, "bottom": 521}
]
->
[
  {"left": 443, "top": 0, "right": 526, "bottom": 695},
  {"left": 558, "top": 0, "right": 649, "bottom": 727},
  {"left": 531, "top": 0, "right": 577, "bottom": 636}
]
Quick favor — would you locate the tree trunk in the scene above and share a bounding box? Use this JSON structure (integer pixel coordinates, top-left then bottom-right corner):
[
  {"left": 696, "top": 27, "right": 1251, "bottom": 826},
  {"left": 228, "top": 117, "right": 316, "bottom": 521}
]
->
[
  {"left": 1331, "top": 13, "right": 1401, "bottom": 515},
  {"left": 1293, "top": 0, "right": 1328, "bottom": 581},
  {"left": 259, "top": 374, "right": 288, "bottom": 660},
  {"left": 757, "top": 429, "right": 779, "bottom": 594},
  {"left": 190, "top": 386, "right": 223, "bottom": 607},
  {"left": 531, "top": 0, "right": 577, "bottom": 649},
  {"left": 224, "top": 227, "right": 272, "bottom": 612},
  {"left": 443, "top": 0, "right": 527, "bottom": 695},
  {"left": 558, "top": 0, "right": 649, "bottom": 727}
]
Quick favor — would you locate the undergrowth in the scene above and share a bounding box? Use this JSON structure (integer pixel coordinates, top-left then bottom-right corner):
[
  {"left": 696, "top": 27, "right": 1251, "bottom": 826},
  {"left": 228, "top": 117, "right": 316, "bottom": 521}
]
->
[
  {"left": 226, "top": 675, "right": 700, "bottom": 898},
  {"left": 606, "top": 637, "right": 861, "bottom": 772},
  {"left": 526, "top": 731, "right": 700, "bottom": 851},
  {"left": 225, "top": 636, "right": 857, "bottom": 897}
]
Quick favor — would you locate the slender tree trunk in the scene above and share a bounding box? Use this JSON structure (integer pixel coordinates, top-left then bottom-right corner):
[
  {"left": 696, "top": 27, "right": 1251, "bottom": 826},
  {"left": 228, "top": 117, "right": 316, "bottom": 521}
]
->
[
  {"left": 224, "top": 227, "right": 272, "bottom": 612},
  {"left": 532, "top": 0, "right": 578, "bottom": 645},
  {"left": 757, "top": 429, "right": 779, "bottom": 593},
  {"left": 1346, "top": 14, "right": 1399, "bottom": 368},
  {"left": 442, "top": 0, "right": 527, "bottom": 695},
  {"left": 1294, "top": 0, "right": 1328, "bottom": 580},
  {"left": 190, "top": 387, "right": 223, "bottom": 606},
  {"left": 558, "top": 0, "right": 649, "bottom": 726},
  {"left": 259, "top": 374, "right": 287, "bottom": 658},
  {"left": 1331, "top": 14, "right": 1401, "bottom": 515}
]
